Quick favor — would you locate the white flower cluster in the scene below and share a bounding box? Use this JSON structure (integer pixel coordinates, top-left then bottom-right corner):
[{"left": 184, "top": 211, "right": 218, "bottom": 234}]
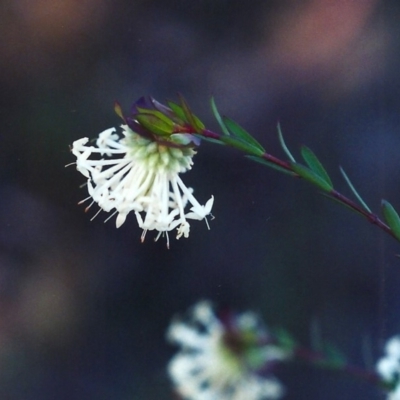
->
[
  {"left": 72, "top": 125, "right": 213, "bottom": 245},
  {"left": 167, "top": 301, "right": 288, "bottom": 400},
  {"left": 376, "top": 335, "right": 400, "bottom": 399}
]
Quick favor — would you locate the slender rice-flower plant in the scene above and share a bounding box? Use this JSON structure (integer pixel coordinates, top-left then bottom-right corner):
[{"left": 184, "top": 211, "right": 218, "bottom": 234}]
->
[
  {"left": 71, "top": 96, "right": 214, "bottom": 247},
  {"left": 376, "top": 336, "right": 400, "bottom": 399},
  {"left": 167, "top": 301, "right": 290, "bottom": 400},
  {"left": 67, "top": 94, "right": 400, "bottom": 398}
]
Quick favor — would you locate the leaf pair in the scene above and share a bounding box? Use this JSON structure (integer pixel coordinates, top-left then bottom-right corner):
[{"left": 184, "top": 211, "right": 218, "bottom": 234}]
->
[
  {"left": 210, "top": 98, "right": 265, "bottom": 157},
  {"left": 292, "top": 146, "right": 333, "bottom": 192},
  {"left": 276, "top": 126, "right": 333, "bottom": 191},
  {"left": 168, "top": 95, "right": 205, "bottom": 133},
  {"left": 338, "top": 168, "right": 400, "bottom": 242},
  {"left": 210, "top": 98, "right": 400, "bottom": 245}
]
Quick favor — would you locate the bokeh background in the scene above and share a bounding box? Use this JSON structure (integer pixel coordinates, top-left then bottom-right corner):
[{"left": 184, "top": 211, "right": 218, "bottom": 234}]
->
[{"left": 1, "top": 0, "right": 400, "bottom": 398}]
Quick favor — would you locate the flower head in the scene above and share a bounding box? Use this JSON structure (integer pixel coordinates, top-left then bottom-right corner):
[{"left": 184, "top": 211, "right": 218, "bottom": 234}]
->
[
  {"left": 71, "top": 98, "right": 213, "bottom": 246},
  {"left": 122, "top": 95, "right": 203, "bottom": 146},
  {"left": 167, "top": 301, "right": 289, "bottom": 400},
  {"left": 376, "top": 335, "right": 400, "bottom": 399}
]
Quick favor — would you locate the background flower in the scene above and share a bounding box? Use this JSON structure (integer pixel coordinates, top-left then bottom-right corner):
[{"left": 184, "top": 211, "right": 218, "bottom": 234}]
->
[
  {"left": 376, "top": 336, "right": 400, "bottom": 399},
  {"left": 167, "top": 301, "right": 288, "bottom": 400}
]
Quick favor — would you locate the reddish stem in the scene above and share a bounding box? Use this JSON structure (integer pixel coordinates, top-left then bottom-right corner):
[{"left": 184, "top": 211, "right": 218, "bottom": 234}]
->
[
  {"left": 294, "top": 347, "right": 384, "bottom": 387},
  {"left": 199, "top": 128, "right": 397, "bottom": 243}
]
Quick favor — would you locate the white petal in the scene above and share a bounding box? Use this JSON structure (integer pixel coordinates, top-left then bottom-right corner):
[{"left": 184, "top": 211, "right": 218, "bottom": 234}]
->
[
  {"left": 204, "top": 195, "right": 214, "bottom": 214},
  {"left": 168, "top": 321, "right": 208, "bottom": 349},
  {"left": 386, "top": 336, "right": 400, "bottom": 357},
  {"left": 116, "top": 213, "right": 127, "bottom": 228}
]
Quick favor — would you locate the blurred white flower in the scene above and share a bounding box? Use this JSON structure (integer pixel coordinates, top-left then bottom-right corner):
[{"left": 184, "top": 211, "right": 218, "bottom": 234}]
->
[
  {"left": 167, "top": 301, "right": 288, "bottom": 400},
  {"left": 71, "top": 125, "right": 213, "bottom": 246},
  {"left": 376, "top": 335, "right": 400, "bottom": 400}
]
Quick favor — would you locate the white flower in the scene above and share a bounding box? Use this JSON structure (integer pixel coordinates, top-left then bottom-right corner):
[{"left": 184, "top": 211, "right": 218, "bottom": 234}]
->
[
  {"left": 376, "top": 335, "right": 400, "bottom": 399},
  {"left": 167, "top": 301, "right": 288, "bottom": 400},
  {"left": 71, "top": 125, "right": 214, "bottom": 246}
]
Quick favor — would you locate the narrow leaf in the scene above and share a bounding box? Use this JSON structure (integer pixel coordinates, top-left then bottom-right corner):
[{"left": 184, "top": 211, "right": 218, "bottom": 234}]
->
[
  {"left": 114, "top": 101, "right": 125, "bottom": 122},
  {"left": 310, "top": 319, "right": 322, "bottom": 353},
  {"left": 223, "top": 117, "right": 265, "bottom": 153},
  {"left": 210, "top": 97, "right": 230, "bottom": 136},
  {"left": 221, "top": 136, "right": 265, "bottom": 156},
  {"left": 321, "top": 343, "right": 347, "bottom": 368},
  {"left": 277, "top": 123, "right": 296, "bottom": 162},
  {"left": 301, "top": 146, "right": 333, "bottom": 187},
  {"left": 381, "top": 200, "right": 400, "bottom": 241},
  {"left": 291, "top": 163, "right": 333, "bottom": 192},
  {"left": 178, "top": 94, "right": 205, "bottom": 131},
  {"left": 196, "top": 135, "right": 224, "bottom": 145},
  {"left": 167, "top": 101, "right": 186, "bottom": 122},
  {"left": 339, "top": 167, "right": 372, "bottom": 213},
  {"left": 246, "top": 155, "right": 296, "bottom": 176},
  {"left": 272, "top": 327, "right": 297, "bottom": 352},
  {"left": 136, "top": 108, "right": 174, "bottom": 125},
  {"left": 136, "top": 113, "right": 174, "bottom": 136}
]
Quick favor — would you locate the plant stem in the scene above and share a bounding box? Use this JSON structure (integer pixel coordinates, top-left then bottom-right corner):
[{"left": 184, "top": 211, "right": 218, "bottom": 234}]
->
[
  {"left": 330, "top": 190, "right": 395, "bottom": 239},
  {"left": 200, "top": 128, "right": 397, "bottom": 243},
  {"left": 294, "top": 347, "right": 386, "bottom": 388}
]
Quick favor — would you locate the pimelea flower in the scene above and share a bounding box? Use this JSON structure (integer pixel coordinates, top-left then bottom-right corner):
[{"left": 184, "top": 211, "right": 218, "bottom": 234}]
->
[
  {"left": 71, "top": 97, "right": 213, "bottom": 247},
  {"left": 167, "top": 301, "right": 289, "bottom": 400},
  {"left": 376, "top": 335, "right": 400, "bottom": 399}
]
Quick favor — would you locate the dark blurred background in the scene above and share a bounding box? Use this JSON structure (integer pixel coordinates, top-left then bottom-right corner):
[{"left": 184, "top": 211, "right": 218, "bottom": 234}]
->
[{"left": 1, "top": 0, "right": 400, "bottom": 398}]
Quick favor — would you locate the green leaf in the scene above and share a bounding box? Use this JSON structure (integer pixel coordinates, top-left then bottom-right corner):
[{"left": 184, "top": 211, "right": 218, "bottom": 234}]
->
[
  {"left": 320, "top": 343, "right": 347, "bottom": 368},
  {"left": 277, "top": 123, "right": 296, "bottom": 162},
  {"left": 167, "top": 101, "right": 186, "bottom": 122},
  {"left": 339, "top": 167, "right": 372, "bottom": 213},
  {"left": 381, "top": 200, "right": 400, "bottom": 241},
  {"left": 310, "top": 318, "right": 322, "bottom": 353},
  {"left": 301, "top": 146, "right": 333, "bottom": 187},
  {"left": 291, "top": 163, "right": 333, "bottom": 192},
  {"left": 272, "top": 327, "right": 297, "bottom": 352},
  {"left": 210, "top": 97, "right": 230, "bottom": 136},
  {"left": 136, "top": 112, "right": 174, "bottom": 136},
  {"left": 196, "top": 135, "right": 224, "bottom": 145},
  {"left": 221, "top": 136, "right": 265, "bottom": 156},
  {"left": 222, "top": 117, "right": 265, "bottom": 153},
  {"left": 246, "top": 155, "right": 296, "bottom": 176},
  {"left": 136, "top": 108, "right": 174, "bottom": 125},
  {"left": 178, "top": 94, "right": 205, "bottom": 132},
  {"left": 114, "top": 101, "right": 125, "bottom": 121}
]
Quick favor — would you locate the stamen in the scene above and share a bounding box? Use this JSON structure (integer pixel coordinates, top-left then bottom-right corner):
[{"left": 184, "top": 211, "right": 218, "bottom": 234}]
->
[
  {"left": 84, "top": 200, "right": 95, "bottom": 212},
  {"left": 166, "top": 231, "right": 170, "bottom": 249},
  {"left": 78, "top": 196, "right": 92, "bottom": 205},
  {"left": 65, "top": 162, "right": 76, "bottom": 168},
  {"left": 141, "top": 229, "right": 148, "bottom": 243},
  {"left": 155, "top": 231, "right": 163, "bottom": 242},
  {"left": 103, "top": 210, "right": 118, "bottom": 223},
  {"left": 154, "top": 231, "right": 170, "bottom": 249},
  {"left": 90, "top": 208, "right": 102, "bottom": 221}
]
